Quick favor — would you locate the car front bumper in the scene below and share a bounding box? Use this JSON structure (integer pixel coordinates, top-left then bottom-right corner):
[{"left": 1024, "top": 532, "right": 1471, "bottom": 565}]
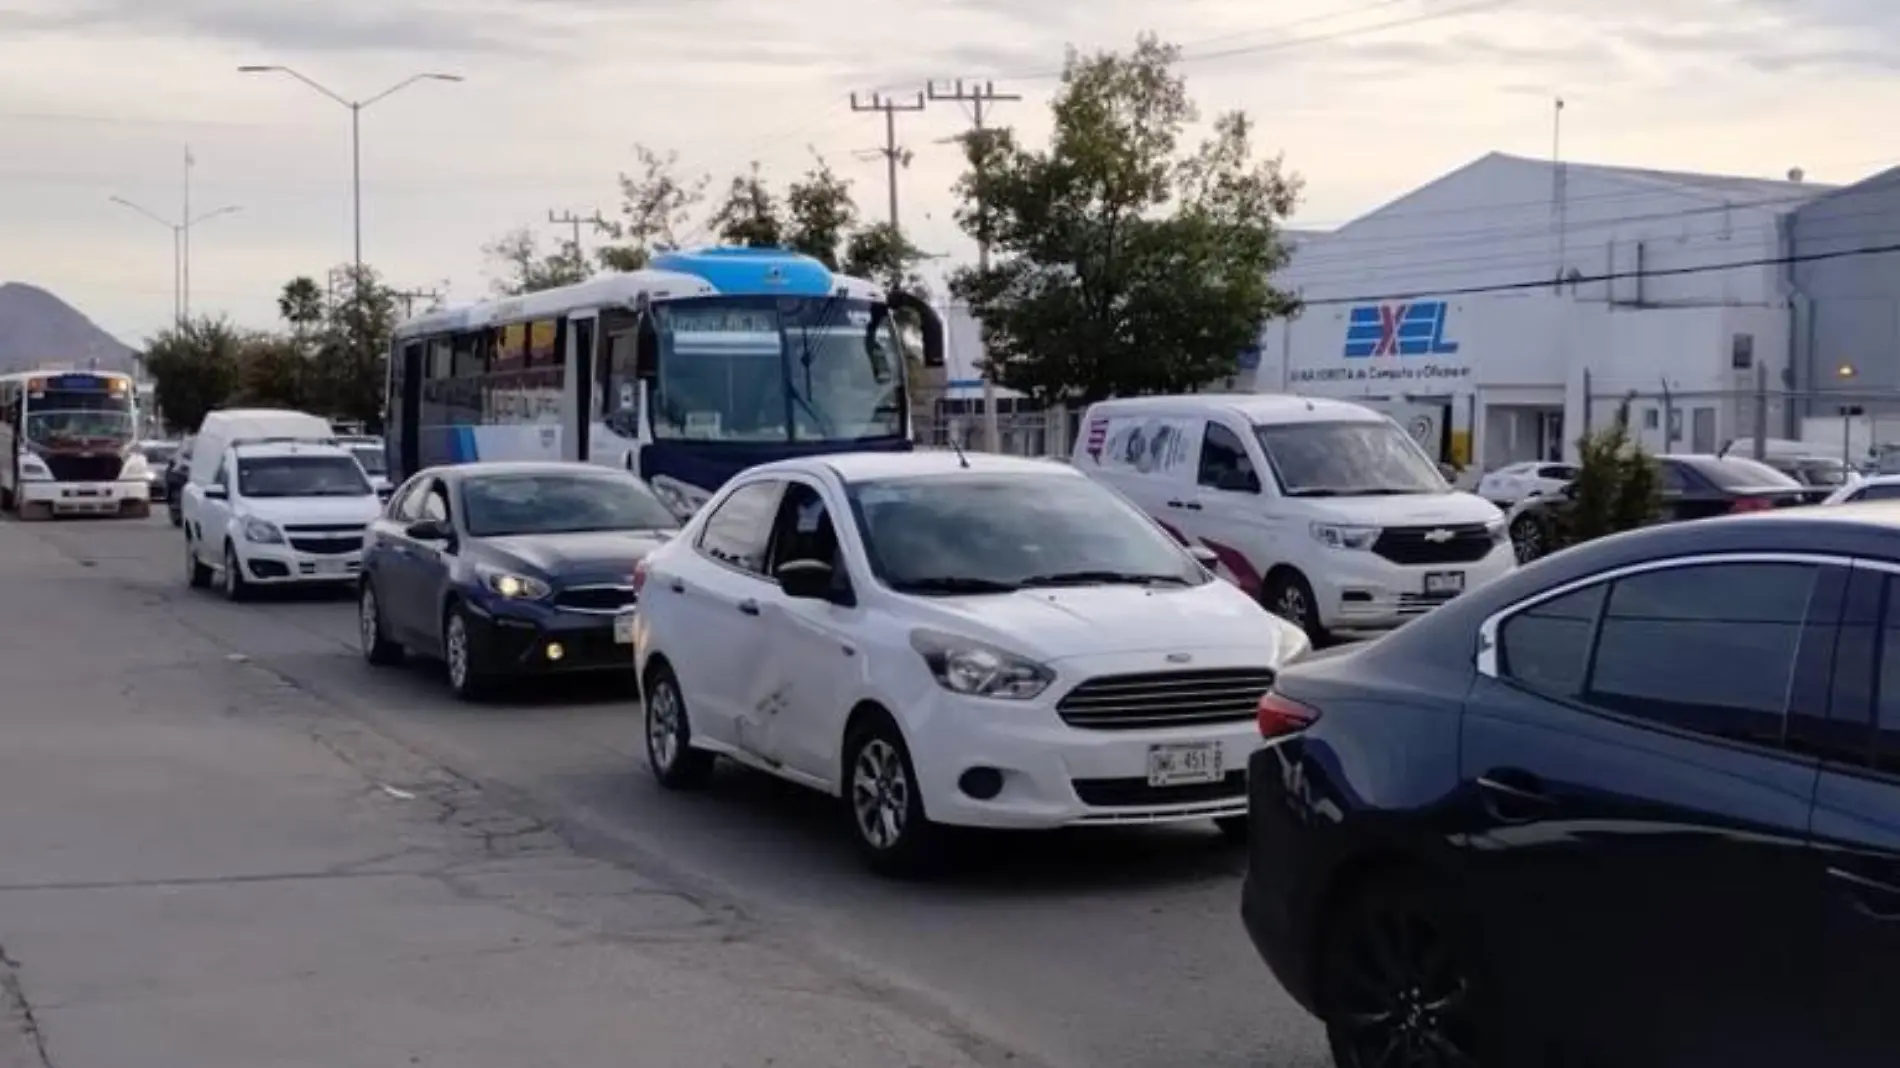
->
[
  {"left": 463, "top": 601, "right": 636, "bottom": 676},
  {"left": 1310, "top": 540, "right": 1516, "bottom": 631},
  {"left": 233, "top": 540, "right": 363, "bottom": 585}
]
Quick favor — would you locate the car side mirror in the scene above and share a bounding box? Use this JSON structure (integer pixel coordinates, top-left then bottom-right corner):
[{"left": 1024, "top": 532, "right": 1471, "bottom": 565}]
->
[
  {"left": 1188, "top": 544, "right": 1220, "bottom": 570},
  {"left": 405, "top": 518, "right": 452, "bottom": 541},
  {"left": 1438, "top": 462, "right": 1458, "bottom": 482},
  {"left": 1215, "top": 469, "right": 1260, "bottom": 493},
  {"left": 777, "top": 558, "right": 848, "bottom": 604},
  {"left": 203, "top": 484, "right": 227, "bottom": 500},
  {"left": 377, "top": 485, "right": 393, "bottom": 501}
]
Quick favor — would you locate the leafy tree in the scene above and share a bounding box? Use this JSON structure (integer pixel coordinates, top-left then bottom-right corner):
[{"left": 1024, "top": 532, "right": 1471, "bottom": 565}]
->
[
  {"left": 235, "top": 333, "right": 310, "bottom": 410},
  {"left": 278, "top": 276, "right": 325, "bottom": 345},
  {"left": 311, "top": 263, "right": 400, "bottom": 431},
  {"left": 142, "top": 316, "right": 244, "bottom": 434},
  {"left": 596, "top": 144, "right": 708, "bottom": 271},
  {"left": 949, "top": 36, "right": 1301, "bottom": 403},
  {"left": 709, "top": 162, "right": 784, "bottom": 248},
  {"left": 842, "top": 221, "right": 929, "bottom": 296},
  {"left": 483, "top": 227, "right": 590, "bottom": 295},
  {"left": 783, "top": 154, "right": 857, "bottom": 269},
  {"left": 1553, "top": 398, "right": 1663, "bottom": 548}
]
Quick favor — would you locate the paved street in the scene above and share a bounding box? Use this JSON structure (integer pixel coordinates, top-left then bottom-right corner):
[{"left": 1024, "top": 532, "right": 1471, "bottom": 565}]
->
[{"left": 0, "top": 514, "right": 1330, "bottom": 1068}]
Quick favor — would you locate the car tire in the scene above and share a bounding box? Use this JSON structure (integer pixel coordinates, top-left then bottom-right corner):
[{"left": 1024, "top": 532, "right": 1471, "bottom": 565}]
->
[
  {"left": 1264, "top": 570, "right": 1328, "bottom": 644},
  {"left": 1509, "top": 513, "right": 1546, "bottom": 564},
  {"left": 186, "top": 537, "right": 212, "bottom": 589},
  {"left": 442, "top": 604, "right": 489, "bottom": 701},
  {"left": 642, "top": 662, "right": 714, "bottom": 789},
  {"left": 358, "top": 580, "right": 405, "bottom": 667},
  {"left": 1317, "top": 872, "right": 1495, "bottom": 1068},
  {"left": 221, "top": 543, "right": 249, "bottom": 602},
  {"left": 842, "top": 714, "right": 946, "bottom": 879},
  {"left": 1215, "top": 815, "right": 1248, "bottom": 844}
]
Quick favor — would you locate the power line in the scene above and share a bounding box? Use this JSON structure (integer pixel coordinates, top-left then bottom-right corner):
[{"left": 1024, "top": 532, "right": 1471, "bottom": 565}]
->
[
  {"left": 848, "top": 91, "right": 926, "bottom": 236},
  {"left": 547, "top": 207, "right": 605, "bottom": 260}
]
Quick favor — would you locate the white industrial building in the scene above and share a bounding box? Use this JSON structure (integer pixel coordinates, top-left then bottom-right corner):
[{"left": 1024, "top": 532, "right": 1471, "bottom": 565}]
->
[{"left": 1247, "top": 152, "right": 1831, "bottom": 469}]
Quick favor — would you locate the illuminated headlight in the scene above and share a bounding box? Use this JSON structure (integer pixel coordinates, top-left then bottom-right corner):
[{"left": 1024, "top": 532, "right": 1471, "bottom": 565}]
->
[
  {"left": 120, "top": 453, "right": 150, "bottom": 479},
  {"left": 649, "top": 474, "right": 712, "bottom": 522},
  {"left": 1310, "top": 522, "right": 1379, "bottom": 550},
  {"left": 16, "top": 454, "right": 50, "bottom": 481},
  {"left": 481, "top": 568, "right": 550, "bottom": 600},
  {"left": 909, "top": 629, "right": 1053, "bottom": 700},
  {"left": 242, "top": 516, "right": 284, "bottom": 544}
]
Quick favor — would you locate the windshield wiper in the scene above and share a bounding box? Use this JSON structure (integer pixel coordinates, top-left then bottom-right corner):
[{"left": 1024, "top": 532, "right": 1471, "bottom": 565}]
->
[
  {"left": 1283, "top": 488, "right": 1345, "bottom": 497},
  {"left": 891, "top": 576, "right": 1021, "bottom": 594},
  {"left": 1018, "top": 570, "right": 1193, "bottom": 588}
]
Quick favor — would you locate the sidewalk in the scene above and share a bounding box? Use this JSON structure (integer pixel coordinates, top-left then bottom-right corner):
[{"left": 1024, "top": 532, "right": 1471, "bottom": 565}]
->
[{"left": 0, "top": 520, "right": 987, "bottom": 1068}]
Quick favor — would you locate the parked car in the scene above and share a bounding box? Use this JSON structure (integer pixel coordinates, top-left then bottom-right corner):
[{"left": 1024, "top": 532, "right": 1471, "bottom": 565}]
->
[
  {"left": 1474, "top": 460, "right": 1578, "bottom": 507},
  {"left": 164, "top": 434, "right": 193, "bottom": 526},
  {"left": 632, "top": 451, "right": 1312, "bottom": 876},
  {"left": 1240, "top": 505, "right": 1900, "bottom": 1067},
  {"left": 1823, "top": 474, "right": 1900, "bottom": 505},
  {"left": 359, "top": 462, "right": 678, "bottom": 699},
  {"left": 1070, "top": 394, "right": 1512, "bottom": 641},
  {"left": 338, "top": 434, "right": 392, "bottom": 497},
  {"left": 1508, "top": 453, "right": 1816, "bottom": 563}
]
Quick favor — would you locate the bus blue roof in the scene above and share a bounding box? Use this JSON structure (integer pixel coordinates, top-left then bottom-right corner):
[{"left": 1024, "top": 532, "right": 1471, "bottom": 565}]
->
[{"left": 649, "top": 247, "right": 833, "bottom": 298}]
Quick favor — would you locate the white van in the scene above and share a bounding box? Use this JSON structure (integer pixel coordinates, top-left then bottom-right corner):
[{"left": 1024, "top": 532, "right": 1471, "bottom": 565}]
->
[
  {"left": 1071, "top": 394, "right": 1514, "bottom": 638},
  {"left": 181, "top": 410, "right": 382, "bottom": 599}
]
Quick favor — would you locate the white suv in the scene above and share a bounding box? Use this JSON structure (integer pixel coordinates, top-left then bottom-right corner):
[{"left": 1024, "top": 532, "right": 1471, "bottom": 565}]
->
[{"left": 182, "top": 440, "right": 383, "bottom": 600}]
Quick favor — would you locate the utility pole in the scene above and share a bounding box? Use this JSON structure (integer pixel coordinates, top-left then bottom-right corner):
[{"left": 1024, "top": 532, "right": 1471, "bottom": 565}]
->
[
  {"left": 182, "top": 146, "right": 192, "bottom": 320},
  {"left": 849, "top": 91, "right": 925, "bottom": 235},
  {"left": 547, "top": 208, "right": 605, "bottom": 268},
  {"left": 390, "top": 287, "right": 442, "bottom": 320},
  {"left": 927, "top": 80, "right": 1019, "bottom": 452}
]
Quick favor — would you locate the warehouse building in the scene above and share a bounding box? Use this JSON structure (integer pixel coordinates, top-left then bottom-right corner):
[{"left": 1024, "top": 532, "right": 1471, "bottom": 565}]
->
[{"left": 1248, "top": 152, "right": 1829, "bottom": 468}]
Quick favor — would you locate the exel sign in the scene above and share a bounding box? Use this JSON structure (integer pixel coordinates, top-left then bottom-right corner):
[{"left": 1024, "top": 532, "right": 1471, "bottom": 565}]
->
[{"left": 1343, "top": 300, "right": 1459, "bottom": 358}]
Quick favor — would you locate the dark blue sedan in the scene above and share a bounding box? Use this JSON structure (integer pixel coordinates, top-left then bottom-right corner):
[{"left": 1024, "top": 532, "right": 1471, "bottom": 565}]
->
[
  {"left": 358, "top": 462, "right": 679, "bottom": 699},
  {"left": 1242, "top": 503, "right": 1900, "bottom": 1068}
]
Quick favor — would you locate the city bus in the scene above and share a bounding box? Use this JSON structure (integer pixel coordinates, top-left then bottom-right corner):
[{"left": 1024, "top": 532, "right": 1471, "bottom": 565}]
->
[
  {"left": 385, "top": 246, "right": 943, "bottom": 519},
  {"left": 0, "top": 369, "right": 152, "bottom": 519}
]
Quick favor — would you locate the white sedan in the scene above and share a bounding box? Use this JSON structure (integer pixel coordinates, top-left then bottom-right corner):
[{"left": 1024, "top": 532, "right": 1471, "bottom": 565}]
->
[
  {"left": 1821, "top": 474, "right": 1900, "bottom": 505},
  {"left": 1476, "top": 461, "right": 1578, "bottom": 507},
  {"left": 629, "top": 451, "right": 1311, "bottom": 877}
]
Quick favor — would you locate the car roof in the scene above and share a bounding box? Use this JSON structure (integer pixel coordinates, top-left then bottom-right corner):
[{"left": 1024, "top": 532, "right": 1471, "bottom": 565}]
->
[
  {"left": 1083, "top": 392, "right": 1386, "bottom": 426},
  {"left": 744, "top": 449, "right": 1085, "bottom": 483},
  {"left": 422, "top": 461, "right": 631, "bottom": 482}
]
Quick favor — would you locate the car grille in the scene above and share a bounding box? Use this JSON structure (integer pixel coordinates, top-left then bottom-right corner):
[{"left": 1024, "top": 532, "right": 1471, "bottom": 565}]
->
[
  {"left": 1372, "top": 523, "right": 1496, "bottom": 566},
  {"left": 1056, "top": 668, "right": 1274, "bottom": 730},
  {"left": 284, "top": 526, "right": 365, "bottom": 555},
  {"left": 42, "top": 454, "right": 123, "bottom": 482},
  {"left": 1072, "top": 771, "right": 1247, "bottom": 807},
  {"left": 553, "top": 584, "right": 638, "bottom": 614}
]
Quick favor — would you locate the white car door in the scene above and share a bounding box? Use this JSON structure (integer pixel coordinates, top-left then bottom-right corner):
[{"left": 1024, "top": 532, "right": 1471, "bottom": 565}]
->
[
  {"left": 1188, "top": 418, "right": 1279, "bottom": 598},
  {"left": 195, "top": 453, "right": 235, "bottom": 561},
  {"left": 664, "top": 478, "right": 783, "bottom": 753}
]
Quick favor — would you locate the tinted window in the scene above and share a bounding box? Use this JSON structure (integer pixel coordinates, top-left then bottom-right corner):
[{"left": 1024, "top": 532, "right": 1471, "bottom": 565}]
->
[
  {"left": 349, "top": 444, "right": 387, "bottom": 475},
  {"left": 1586, "top": 563, "right": 1816, "bottom": 743},
  {"left": 460, "top": 473, "right": 676, "bottom": 537},
  {"left": 1658, "top": 461, "right": 1689, "bottom": 492},
  {"left": 1500, "top": 584, "right": 1607, "bottom": 695},
  {"left": 1537, "top": 464, "right": 1578, "bottom": 481},
  {"left": 1198, "top": 422, "right": 1256, "bottom": 490},
  {"left": 767, "top": 482, "right": 840, "bottom": 571},
  {"left": 235, "top": 455, "right": 370, "bottom": 498},
  {"left": 846, "top": 474, "right": 1205, "bottom": 594},
  {"left": 696, "top": 480, "right": 784, "bottom": 574}
]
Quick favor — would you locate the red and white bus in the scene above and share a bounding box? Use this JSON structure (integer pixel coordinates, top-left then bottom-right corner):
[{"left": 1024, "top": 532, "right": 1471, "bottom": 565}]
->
[{"left": 0, "top": 370, "right": 153, "bottom": 519}]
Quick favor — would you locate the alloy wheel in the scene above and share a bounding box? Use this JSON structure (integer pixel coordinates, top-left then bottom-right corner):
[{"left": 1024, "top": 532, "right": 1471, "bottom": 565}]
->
[
  {"left": 445, "top": 613, "right": 469, "bottom": 690},
  {"left": 1276, "top": 585, "right": 1308, "bottom": 625},
  {"left": 1510, "top": 517, "right": 1543, "bottom": 563},
  {"left": 646, "top": 677, "right": 682, "bottom": 772},
  {"left": 359, "top": 587, "right": 380, "bottom": 652},
  {"left": 1327, "top": 897, "right": 1481, "bottom": 1068},
  {"left": 851, "top": 738, "right": 910, "bottom": 850}
]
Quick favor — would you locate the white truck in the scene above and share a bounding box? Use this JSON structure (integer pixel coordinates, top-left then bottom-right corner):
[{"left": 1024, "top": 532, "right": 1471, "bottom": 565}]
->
[{"left": 180, "top": 410, "right": 384, "bottom": 600}]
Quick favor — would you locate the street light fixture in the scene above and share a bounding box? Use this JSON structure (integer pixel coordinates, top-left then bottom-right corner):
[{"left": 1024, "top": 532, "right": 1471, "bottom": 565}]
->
[
  {"left": 108, "top": 195, "right": 241, "bottom": 325},
  {"left": 236, "top": 65, "right": 463, "bottom": 286}
]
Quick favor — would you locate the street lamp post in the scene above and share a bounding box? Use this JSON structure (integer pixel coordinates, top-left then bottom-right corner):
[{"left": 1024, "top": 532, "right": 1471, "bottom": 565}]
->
[
  {"left": 235, "top": 66, "right": 462, "bottom": 286},
  {"left": 108, "top": 196, "right": 240, "bottom": 326}
]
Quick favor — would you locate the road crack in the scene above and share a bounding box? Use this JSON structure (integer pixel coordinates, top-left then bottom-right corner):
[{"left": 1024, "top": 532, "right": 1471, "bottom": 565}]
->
[{"left": 0, "top": 943, "right": 53, "bottom": 1068}]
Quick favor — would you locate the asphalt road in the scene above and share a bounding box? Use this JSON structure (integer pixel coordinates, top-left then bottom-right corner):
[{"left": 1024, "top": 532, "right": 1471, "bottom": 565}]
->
[{"left": 7, "top": 514, "right": 1332, "bottom": 1068}]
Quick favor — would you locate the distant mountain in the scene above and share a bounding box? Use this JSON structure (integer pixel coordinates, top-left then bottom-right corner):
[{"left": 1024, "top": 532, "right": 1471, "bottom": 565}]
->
[{"left": 0, "top": 283, "right": 137, "bottom": 374}]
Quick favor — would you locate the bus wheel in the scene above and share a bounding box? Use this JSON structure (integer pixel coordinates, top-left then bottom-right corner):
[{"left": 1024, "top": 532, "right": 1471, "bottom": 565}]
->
[{"left": 18, "top": 501, "right": 50, "bottom": 522}]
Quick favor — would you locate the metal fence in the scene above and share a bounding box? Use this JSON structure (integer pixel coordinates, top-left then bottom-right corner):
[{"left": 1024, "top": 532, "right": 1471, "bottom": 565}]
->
[{"left": 914, "top": 407, "right": 1079, "bottom": 459}]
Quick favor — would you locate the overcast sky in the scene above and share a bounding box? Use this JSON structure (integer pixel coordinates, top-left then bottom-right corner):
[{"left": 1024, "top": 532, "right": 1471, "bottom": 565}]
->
[{"left": 0, "top": 0, "right": 1894, "bottom": 346}]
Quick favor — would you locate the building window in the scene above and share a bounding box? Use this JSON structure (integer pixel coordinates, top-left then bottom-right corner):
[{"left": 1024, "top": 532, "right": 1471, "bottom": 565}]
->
[
  {"left": 1731, "top": 333, "right": 1754, "bottom": 370},
  {"left": 1643, "top": 409, "right": 1660, "bottom": 430}
]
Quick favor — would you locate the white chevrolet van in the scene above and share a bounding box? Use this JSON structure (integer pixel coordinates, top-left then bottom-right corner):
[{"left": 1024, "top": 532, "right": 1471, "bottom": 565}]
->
[{"left": 1071, "top": 394, "right": 1513, "bottom": 639}]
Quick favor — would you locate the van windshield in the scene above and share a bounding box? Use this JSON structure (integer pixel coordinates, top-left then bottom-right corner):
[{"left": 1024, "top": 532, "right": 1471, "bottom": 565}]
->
[{"left": 1254, "top": 420, "right": 1446, "bottom": 497}]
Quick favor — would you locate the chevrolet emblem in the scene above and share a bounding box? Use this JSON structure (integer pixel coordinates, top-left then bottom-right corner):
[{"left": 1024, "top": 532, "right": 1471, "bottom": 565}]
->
[{"left": 1423, "top": 528, "right": 1454, "bottom": 543}]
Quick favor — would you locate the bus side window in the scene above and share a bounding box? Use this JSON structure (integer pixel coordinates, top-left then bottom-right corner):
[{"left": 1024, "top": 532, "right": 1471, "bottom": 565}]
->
[{"left": 636, "top": 313, "right": 659, "bottom": 378}]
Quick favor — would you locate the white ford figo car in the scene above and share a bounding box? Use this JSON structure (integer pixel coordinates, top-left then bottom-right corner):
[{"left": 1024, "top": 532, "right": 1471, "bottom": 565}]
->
[{"left": 630, "top": 450, "right": 1313, "bottom": 876}]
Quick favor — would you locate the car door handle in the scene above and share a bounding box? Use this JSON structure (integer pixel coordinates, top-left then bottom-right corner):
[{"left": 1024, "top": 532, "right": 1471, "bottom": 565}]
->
[
  {"left": 737, "top": 599, "right": 760, "bottom": 616},
  {"left": 1826, "top": 867, "right": 1900, "bottom": 921},
  {"left": 667, "top": 578, "right": 685, "bottom": 594},
  {"left": 1165, "top": 499, "right": 1203, "bottom": 510},
  {"left": 1477, "top": 772, "right": 1554, "bottom": 824}
]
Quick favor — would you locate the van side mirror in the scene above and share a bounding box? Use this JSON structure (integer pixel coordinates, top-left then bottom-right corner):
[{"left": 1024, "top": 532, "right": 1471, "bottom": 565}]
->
[
  {"left": 203, "top": 484, "right": 227, "bottom": 500},
  {"left": 1188, "top": 545, "right": 1220, "bottom": 570},
  {"left": 777, "top": 559, "right": 851, "bottom": 605}
]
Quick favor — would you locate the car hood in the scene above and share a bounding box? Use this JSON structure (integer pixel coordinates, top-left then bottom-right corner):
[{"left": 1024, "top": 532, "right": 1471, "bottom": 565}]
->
[
  {"left": 1302, "top": 491, "right": 1502, "bottom": 527},
  {"left": 906, "top": 579, "right": 1308, "bottom": 665},
  {"left": 483, "top": 529, "right": 677, "bottom": 580},
  {"left": 239, "top": 495, "right": 382, "bottom": 526}
]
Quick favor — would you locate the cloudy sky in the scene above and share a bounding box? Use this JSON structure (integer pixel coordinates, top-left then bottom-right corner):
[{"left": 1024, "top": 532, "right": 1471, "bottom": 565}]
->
[{"left": 0, "top": 0, "right": 1895, "bottom": 346}]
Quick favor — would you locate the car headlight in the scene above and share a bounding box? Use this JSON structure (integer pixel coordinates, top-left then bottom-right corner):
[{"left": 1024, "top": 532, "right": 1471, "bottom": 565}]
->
[
  {"left": 1484, "top": 516, "right": 1507, "bottom": 542},
  {"left": 909, "top": 629, "right": 1053, "bottom": 700},
  {"left": 481, "top": 568, "right": 550, "bottom": 600},
  {"left": 649, "top": 474, "right": 712, "bottom": 522},
  {"left": 121, "top": 453, "right": 150, "bottom": 479},
  {"left": 242, "top": 516, "right": 284, "bottom": 544},
  {"left": 17, "top": 454, "right": 50, "bottom": 481},
  {"left": 1310, "top": 522, "right": 1379, "bottom": 550}
]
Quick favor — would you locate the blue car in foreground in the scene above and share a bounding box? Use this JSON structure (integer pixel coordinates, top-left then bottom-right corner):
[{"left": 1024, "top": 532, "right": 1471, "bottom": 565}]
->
[{"left": 357, "top": 461, "right": 679, "bottom": 699}]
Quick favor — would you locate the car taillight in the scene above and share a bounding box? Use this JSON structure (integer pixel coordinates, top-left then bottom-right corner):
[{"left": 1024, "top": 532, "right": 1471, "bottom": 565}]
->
[
  {"left": 1257, "top": 692, "right": 1320, "bottom": 739},
  {"left": 1731, "top": 496, "right": 1774, "bottom": 513},
  {"left": 631, "top": 559, "right": 649, "bottom": 596}
]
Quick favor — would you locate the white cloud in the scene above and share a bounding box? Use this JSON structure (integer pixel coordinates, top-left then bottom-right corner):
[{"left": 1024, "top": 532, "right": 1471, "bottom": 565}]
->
[{"left": 0, "top": 0, "right": 1894, "bottom": 344}]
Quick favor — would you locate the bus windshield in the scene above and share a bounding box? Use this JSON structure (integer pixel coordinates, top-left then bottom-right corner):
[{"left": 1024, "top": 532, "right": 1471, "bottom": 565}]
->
[
  {"left": 650, "top": 296, "right": 903, "bottom": 444},
  {"left": 26, "top": 387, "right": 134, "bottom": 449}
]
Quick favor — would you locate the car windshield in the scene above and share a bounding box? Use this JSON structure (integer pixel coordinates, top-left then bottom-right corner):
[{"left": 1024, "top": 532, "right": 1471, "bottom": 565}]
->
[
  {"left": 349, "top": 444, "right": 387, "bottom": 475},
  {"left": 846, "top": 473, "right": 1206, "bottom": 594},
  {"left": 460, "top": 473, "right": 677, "bottom": 537},
  {"left": 236, "top": 455, "right": 372, "bottom": 498},
  {"left": 1253, "top": 420, "right": 1446, "bottom": 496},
  {"left": 650, "top": 296, "right": 904, "bottom": 444}
]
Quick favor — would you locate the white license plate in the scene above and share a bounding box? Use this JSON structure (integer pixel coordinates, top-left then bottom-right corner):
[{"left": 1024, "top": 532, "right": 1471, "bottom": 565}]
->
[
  {"left": 612, "top": 610, "right": 637, "bottom": 644},
  {"left": 1425, "top": 571, "right": 1465, "bottom": 596},
  {"left": 315, "top": 558, "right": 349, "bottom": 574},
  {"left": 1146, "top": 743, "right": 1223, "bottom": 787}
]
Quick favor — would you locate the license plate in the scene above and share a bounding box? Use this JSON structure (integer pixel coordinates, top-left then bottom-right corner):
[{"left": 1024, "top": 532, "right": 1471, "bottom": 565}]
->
[
  {"left": 1425, "top": 571, "right": 1465, "bottom": 596},
  {"left": 1146, "top": 743, "right": 1223, "bottom": 787},
  {"left": 612, "top": 610, "right": 637, "bottom": 644},
  {"left": 315, "top": 559, "right": 348, "bottom": 574}
]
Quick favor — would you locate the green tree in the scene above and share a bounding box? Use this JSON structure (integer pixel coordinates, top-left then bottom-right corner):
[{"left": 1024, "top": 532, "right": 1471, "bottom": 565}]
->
[
  {"left": 235, "top": 333, "right": 309, "bottom": 409},
  {"left": 783, "top": 155, "right": 857, "bottom": 269},
  {"left": 949, "top": 36, "right": 1301, "bottom": 403},
  {"left": 709, "top": 162, "right": 784, "bottom": 248},
  {"left": 483, "top": 227, "right": 591, "bottom": 295},
  {"left": 596, "top": 144, "right": 708, "bottom": 271},
  {"left": 278, "top": 276, "right": 325, "bottom": 346},
  {"left": 842, "top": 221, "right": 929, "bottom": 295},
  {"left": 310, "top": 264, "right": 400, "bottom": 431},
  {"left": 1554, "top": 398, "right": 1663, "bottom": 548},
  {"left": 142, "top": 316, "right": 244, "bottom": 433}
]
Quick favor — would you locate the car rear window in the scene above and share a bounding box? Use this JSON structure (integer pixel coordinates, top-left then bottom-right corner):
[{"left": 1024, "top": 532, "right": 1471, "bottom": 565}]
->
[{"left": 1683, "top": 457, "right": 1803, "bottom": 490}]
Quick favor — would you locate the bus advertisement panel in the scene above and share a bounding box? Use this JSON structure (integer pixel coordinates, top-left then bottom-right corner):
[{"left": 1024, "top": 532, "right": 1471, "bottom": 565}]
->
[{"left": 0, "top": 370, "right": 153, "bottom": 519}]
